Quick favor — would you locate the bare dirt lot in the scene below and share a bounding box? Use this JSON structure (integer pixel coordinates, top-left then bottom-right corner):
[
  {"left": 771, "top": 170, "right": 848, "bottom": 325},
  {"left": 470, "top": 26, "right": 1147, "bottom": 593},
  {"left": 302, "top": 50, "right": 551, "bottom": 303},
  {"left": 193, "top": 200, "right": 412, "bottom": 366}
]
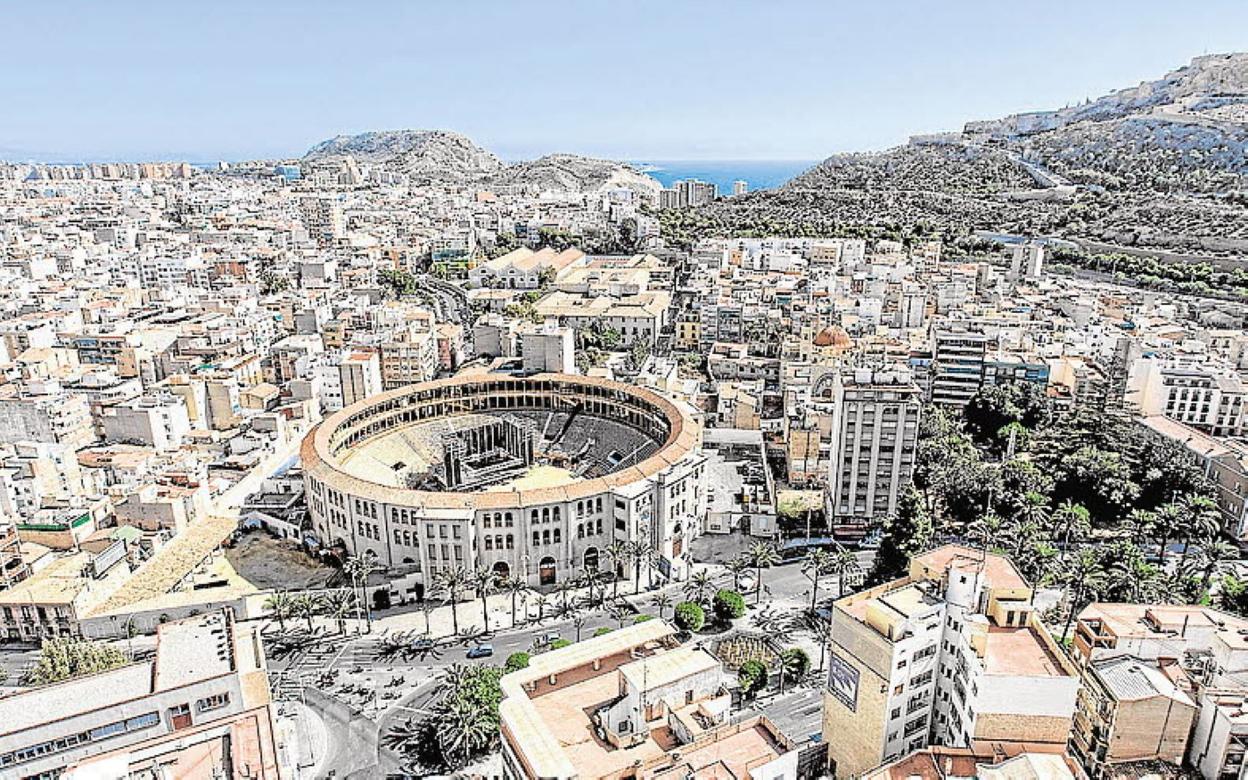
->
[{"left": 225, "top": 532, "right": 337, "bottom": 590}]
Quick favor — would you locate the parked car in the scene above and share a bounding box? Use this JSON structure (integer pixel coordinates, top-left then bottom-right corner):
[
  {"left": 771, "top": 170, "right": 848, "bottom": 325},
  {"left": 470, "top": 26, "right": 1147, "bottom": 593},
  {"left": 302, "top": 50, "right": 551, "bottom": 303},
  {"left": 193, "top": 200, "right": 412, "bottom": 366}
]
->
[
  {"left": 410, "top": 637, "right": 435, "bottom": 652},
  {"left": 466, "top": 644, "right": 494, "bottom": 659}
]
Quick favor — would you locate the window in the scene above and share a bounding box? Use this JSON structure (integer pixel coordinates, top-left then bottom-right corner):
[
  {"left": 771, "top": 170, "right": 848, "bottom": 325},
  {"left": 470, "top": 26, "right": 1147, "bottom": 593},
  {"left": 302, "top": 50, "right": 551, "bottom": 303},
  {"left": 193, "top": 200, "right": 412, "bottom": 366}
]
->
[
  {"left": 197, "top": 693, "right": 230, "bottom": 713},
  {"left": 168, "top": 703, "right": 192, "bottom": 731}
]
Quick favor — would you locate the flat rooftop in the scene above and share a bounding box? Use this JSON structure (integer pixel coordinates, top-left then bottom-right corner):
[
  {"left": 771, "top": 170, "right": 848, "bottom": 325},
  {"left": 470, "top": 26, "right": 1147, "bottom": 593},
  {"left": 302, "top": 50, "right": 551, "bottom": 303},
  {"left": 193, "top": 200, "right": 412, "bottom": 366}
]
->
[{"left": 982, "top": 625, "right": 1067, "bottom": 677}]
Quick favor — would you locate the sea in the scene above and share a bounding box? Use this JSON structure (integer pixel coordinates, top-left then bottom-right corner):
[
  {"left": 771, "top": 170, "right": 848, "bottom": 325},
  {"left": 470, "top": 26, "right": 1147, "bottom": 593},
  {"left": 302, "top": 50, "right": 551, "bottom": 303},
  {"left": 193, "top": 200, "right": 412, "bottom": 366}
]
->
[{"left": 629, "top": 159, "right": 817, "bottom": 194}]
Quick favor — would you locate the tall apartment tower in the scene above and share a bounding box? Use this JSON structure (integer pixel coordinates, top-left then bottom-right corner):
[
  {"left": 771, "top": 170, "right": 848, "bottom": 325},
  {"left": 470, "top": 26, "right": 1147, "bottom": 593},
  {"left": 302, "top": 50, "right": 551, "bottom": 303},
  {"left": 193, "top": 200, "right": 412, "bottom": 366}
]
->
[
  {"left": 930, "top": 328, "right": 989, "bottom": 407},
  {"left": 822, "top": 546, "right": 1080, "bottom": 778},
  {"left": 825, "top": 368, "right": 922, "bottom": 539},
  {"left": 732, "top": 180, "right": 748, "bottom": 196},
  {"left": 895, "top": 285, "right": 927, "bottom": 329},
  {"left": 1010, "top": 242, "right": 1045, "bottom": 280}
]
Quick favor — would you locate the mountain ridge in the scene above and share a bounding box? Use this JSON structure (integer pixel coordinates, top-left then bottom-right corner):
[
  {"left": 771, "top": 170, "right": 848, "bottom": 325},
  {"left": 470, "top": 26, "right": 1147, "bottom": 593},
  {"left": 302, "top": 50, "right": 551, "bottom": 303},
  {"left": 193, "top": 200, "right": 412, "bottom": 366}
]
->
[{"left": 302, "top": 130, "right": 658, "bottom": 195}]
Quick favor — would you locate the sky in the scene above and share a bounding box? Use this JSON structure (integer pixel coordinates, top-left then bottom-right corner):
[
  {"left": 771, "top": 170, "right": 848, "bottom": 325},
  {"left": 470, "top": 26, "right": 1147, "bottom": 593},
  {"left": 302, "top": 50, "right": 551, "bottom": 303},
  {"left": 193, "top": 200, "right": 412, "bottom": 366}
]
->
[{"left": 2, "top": 0, "right": 1247, "bottom": 163}]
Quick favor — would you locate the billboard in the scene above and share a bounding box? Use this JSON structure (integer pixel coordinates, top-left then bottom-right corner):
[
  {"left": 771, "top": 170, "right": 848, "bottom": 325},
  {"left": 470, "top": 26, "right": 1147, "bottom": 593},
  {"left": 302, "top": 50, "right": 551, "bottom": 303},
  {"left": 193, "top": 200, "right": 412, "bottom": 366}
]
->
[{"left": 827, "top": 651, "right": 860, "bottom": 712}]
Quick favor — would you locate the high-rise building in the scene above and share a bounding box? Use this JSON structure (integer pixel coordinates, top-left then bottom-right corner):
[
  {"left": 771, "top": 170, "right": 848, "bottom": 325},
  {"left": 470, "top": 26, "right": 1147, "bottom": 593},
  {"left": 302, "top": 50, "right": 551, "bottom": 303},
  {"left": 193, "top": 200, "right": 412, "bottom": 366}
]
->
[
  {"left": 1010, "top": 242, "right": 1045, "bottom": 280},
  {"left": 824, "top": 368, "right": 921, "bottom": 539},
  {"left": 732, "top": 179, "right": 748, "bottom": 196},
  {"left": 821, "top": 546, "right": 1080, "bottom": 778},
  {"left": 298, "top": 196, "right": 345, "bottom": 244},
  {"left": 659, "top": 179, "right": 719, "bottom": 209},
  {"left": 930, "top": 327, "right": 989, "bottom": 407}
]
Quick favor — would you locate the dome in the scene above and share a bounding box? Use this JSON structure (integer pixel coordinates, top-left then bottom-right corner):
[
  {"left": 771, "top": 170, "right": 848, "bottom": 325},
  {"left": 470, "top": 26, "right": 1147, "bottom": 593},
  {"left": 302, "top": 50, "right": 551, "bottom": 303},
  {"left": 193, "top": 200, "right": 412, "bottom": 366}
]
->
[{"left": 813, "top": 325, "right": 853, "bottom": 349}]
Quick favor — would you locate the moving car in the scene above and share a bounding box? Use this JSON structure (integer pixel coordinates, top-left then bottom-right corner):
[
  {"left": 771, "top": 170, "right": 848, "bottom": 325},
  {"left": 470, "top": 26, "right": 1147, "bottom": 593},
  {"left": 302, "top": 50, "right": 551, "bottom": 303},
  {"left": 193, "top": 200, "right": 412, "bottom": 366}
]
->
[{"left": 466, "top": 643, "right": 494, "bottom": 659}]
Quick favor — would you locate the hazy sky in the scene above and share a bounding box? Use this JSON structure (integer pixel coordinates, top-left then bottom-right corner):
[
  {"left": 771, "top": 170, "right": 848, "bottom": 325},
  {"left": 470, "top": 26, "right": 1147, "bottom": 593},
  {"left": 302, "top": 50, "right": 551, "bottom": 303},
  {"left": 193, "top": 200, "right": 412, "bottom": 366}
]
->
[{"left": 2, "top": 0, "right": 1247, "bottom": 162}]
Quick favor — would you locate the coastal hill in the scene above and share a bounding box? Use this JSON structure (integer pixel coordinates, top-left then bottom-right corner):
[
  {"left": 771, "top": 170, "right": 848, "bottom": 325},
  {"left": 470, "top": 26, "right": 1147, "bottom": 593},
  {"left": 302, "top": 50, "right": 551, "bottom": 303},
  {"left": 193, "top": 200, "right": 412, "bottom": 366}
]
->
[
  {"left": 303, "top": 130, "right": 658, "bottom": 195},
  {"left": 303, "top": 130, "right": 503, "bottom": 182},
  {"left": 671, "top": 53, "right": 1248, "bottom": 258}
]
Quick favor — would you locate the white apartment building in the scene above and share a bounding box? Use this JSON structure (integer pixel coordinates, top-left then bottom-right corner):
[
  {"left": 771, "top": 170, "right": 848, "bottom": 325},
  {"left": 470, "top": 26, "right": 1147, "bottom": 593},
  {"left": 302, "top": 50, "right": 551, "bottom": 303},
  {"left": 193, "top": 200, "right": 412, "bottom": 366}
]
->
[
  {"left": 930, "top": 328, "right": 990, "bottom": 407},
  {"left": 317, "top": 348, "right": 383, "bottom": 412},
  {"left": 824, "top": 368, "right": 921, "bottom": 539},
  {"left": 298, "top": 195, "right": 345, "bottom": 243},
  {"left": 0, "top": 611, "right": 286, "bottom": 779},
  {"left": 520, "top": 322, "right": 575, "bottom": 374},
  {"left": 1129, "top": 357, "right": 1247, "bottom": 437},
  {"left": 99, "top": 393, "right": 192, "bottom": 452},
  {"left": 822, "top": 546, "right": 1080, "bottom": 778}
]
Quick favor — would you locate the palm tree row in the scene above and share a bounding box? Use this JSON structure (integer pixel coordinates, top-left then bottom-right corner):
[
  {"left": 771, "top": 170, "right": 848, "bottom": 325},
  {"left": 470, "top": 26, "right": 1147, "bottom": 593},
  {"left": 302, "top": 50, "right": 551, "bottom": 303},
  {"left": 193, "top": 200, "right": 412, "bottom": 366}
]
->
[{"left": 263, "top": 588, "right": 359, "bottom": 634}]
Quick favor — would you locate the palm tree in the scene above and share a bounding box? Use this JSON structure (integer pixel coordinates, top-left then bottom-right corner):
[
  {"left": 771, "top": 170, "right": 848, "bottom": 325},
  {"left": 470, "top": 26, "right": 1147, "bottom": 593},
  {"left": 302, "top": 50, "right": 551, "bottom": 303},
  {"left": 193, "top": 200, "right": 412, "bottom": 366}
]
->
[
  {"left": 1152, "top": 502, "right": 1183, "bottom": 557},
  {"left": 801, "top": 549, "right": 830, "bottom": 614},
  {"left": 343, "top": 551, "right": 383, "bottom": 634},
  {"left": 555, "top": 579, "right": 577, "bottom": 615},
  {"left": 1061, "top": 548, "right": 1109, "bottom": 643},
  {"left": 1198, "top": 538, "right": 1239, "bottom": 593},
  {"left": 533, "top": 593, "right": 552, "bottom": 623},
  {"left": 628, "top": 540, "right": 653, "bottom": 593},
  {"left": 747, "top": 542, "right": 782, "bottom": 605},
  {"left": 470, "top": 567, "right": 497, "bottom": 633},
  {"left": 435, "top": 566, "right": 470, "bottom": 637},
  {"left": 1051, "top": 501, "right": 1091, "bottom": 564},
  {"left": 263, "top": 591, "right": 294, "bottom": 632},
  {"left": 724, "top": 556, "right": 750, "bottom": 591},
  {"left": 968, "top": 511, "right": 1005, "bottom": 554},
  {"left": 1178, "top": 495, "right": 1222, "bottom": 571},
  {"left": 605, "top": 541, "right": 628, "bottom": 601},
  {"left": 652, "top": 592, "right": 673, "bottom": 620},
  {"left": 289, "top": 592, "right": 321, "bottom": 633},
  {"left": 321, "top": 588, "right": 357, "bottom": 635},
  {"left": 503, "top": 577, "right": 530, "bottom": 628},
  {"left": 573, "top": 615, "right": 587, "bottom": 641},
  {"left": 1121, "top": 508, "right": 1155, "bottom": 547},
  {"left": 684, "top": 570, "right": 715, "bottom": 605},
  {"left": 435, "top": 685, "right": 497, "bottom": 767},
  {"left": 827, "top": 546, "right": 862, "bottom": 601}
]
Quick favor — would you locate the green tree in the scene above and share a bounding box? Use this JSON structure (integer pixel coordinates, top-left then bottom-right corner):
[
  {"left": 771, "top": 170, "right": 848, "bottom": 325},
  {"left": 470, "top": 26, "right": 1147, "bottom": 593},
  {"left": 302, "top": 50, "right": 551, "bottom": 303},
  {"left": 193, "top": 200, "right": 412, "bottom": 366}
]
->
[
  {"left": 605, "top": 541, "right": 628, "bottom": 601},
  {"left": 724, "top": 556, "right": 751, "bottom": 591},
  {"left": 747, "top": 542, "right": 781, "bottom": 605},
  {"left": 263, "top": 590, "right": 294, "bottom": 632},
  {"left": 870, "top": 484, "right": 933, "bottom": 583},
  {"left": 800, "top": 548, "right": 830, "bottom": 614},
  {"left": 828, "top": 546, "right": 862, "bottom": 600},
  {"left": 504, "top": 652, "right": 530, "bottom": 673},
  {"left": 470, "top": 567, "right": 498, "bottom": 634},
  {"left": 26, "top": 638, "right": 127, "bottom": 686},
  {"left": 780, "top": 647, "right": 811, "bottom": 689},
  {"left": 738, "top": 659, "right": 769, "bottom": 698},
  {"left": 290, "top": 592, "right": 321, "bottom": 632},
  {"left": 431, "top": 665, "right": 503, "bottom": 768},
  {"left": 502, "top": 577, "right": 530, "bottom": 628},
  {"left": 321, "top": 588, "right": 357, "bottom": 635},
  {"left": 343, "top": 552, "right": 382, "bottom": 633},
  {"left": 435, "top": 566, "right": 470, "bottom": 637},
  {"left": 652, "top": 592, "right": 673, "bottom": 620},
  {"left": 712, "top": 589, "right": 746, "bottom": 622},
  {"left": 673, "top": 601, "right": 706, "bottom": 632},
  {"left": 684, "top": 570, "right": 716, "bottom": 605}
]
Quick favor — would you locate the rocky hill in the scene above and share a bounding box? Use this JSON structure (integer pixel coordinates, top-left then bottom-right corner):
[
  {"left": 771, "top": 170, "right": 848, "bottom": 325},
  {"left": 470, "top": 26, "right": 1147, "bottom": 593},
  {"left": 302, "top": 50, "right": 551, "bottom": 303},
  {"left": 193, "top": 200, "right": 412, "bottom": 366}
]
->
[
  {"left": 303, "top": 130, "right": 503, "bottom": 183},
  {"left": 489, "top": 153, "right": 660, "bottom": 196},
  {"left": 673, "top": 53, "right": 1248, "bottom": 258},
  {"left": 302, "top": 131, "right": 657, "bottom": 195}
]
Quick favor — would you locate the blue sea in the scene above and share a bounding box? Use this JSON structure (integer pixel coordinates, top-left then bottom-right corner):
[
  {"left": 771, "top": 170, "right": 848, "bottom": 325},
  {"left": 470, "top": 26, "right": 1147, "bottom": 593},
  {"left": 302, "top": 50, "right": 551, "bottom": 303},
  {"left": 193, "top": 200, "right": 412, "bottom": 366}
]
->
[{"left": 630, "top": 159, "right": 817, "bottom": 194}]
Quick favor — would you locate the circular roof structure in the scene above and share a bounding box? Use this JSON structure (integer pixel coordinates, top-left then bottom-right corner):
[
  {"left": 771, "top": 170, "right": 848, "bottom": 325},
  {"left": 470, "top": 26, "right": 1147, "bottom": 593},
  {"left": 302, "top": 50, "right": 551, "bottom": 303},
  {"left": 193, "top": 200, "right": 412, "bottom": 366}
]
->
[{"left": 301, "top": 373, "right": 700, "bottom": 510}]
